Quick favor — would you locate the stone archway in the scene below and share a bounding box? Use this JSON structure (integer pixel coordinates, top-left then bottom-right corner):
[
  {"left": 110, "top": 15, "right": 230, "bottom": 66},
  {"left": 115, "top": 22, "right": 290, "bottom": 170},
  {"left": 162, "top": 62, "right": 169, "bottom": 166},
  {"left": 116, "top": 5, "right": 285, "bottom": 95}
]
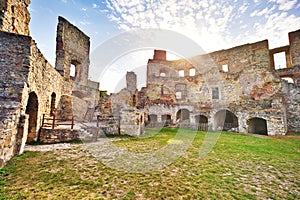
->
[
  {"left": 25, "top": 92, "right": 39, "bottom": 143},
  {"left": 162, "top": 114, "right": 172, "bottom": 127},
  {"left": 176, "top": 109, "right": 190, "bottom": 122},
  {"left": 247, "top": 117, "right": 268, "bottom": 135},
  {"left": 214, "top": 110, "right": 238, "bottom": 131},
  {"left": 195, "top": 115, "right": 208, "bottom": 131}
]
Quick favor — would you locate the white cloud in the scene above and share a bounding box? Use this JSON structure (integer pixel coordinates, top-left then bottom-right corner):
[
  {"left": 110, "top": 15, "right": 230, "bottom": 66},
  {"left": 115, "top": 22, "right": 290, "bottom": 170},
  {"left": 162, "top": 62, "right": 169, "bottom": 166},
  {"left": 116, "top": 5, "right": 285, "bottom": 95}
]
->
[
  {"left": 250, "top": 6, "right": 276, "bottom": 17},
  {"left": 239, "top": 3, "right": 249, "bottom": 13},
  {"left": 103, "top": 0, "right": 300, "bottom": 54},
  {"left": 269, "top": 0, "right": 297, "bottom": 11},
  {"left": 79, "top": 20, "right": 91, "bottom": 26},
  {"left": 92, "top": 3, "right": 98, "bottom": 9},
  {"left": 81, "top": 8, "right": 87, "bottom": 12}
]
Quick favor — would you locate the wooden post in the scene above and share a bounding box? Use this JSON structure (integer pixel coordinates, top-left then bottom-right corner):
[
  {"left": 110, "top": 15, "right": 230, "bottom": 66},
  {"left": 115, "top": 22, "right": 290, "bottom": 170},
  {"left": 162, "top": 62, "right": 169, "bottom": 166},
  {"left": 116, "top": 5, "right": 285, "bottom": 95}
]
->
[
  {"left": 97, "top": 115, "right": 99, "bottom": 128},
  {"left": 52, "top": 114, "right": 56, "bottom": 129},
  {"left": 71, "top": 116, "right": 74, "bottom": 130},
  {"left": 42, "top": 114, "right": 45, "bottom": 127}
]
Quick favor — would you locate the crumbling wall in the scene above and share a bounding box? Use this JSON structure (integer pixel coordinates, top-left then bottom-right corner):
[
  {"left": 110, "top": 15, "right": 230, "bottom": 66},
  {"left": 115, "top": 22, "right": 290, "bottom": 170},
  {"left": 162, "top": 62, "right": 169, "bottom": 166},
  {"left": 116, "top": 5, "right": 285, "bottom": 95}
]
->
[
  {"left": 55, "top": 16, "right": 90, "bottom": 85},
  {"left": 0, "top": 0, "right": 30, "bottom": 35},
  {"left": 289, "top": 29, "right": 300, "bottom": 67},
  {"left": 209, "top": 40, "right": 270, "bottom": 73},
  {"left": 55, "top": 16, "right": 99, "bottom": 121},
  {"left": 0, "top": 30, "right": 70, "bottom": 166},
  {"left": 39, "top": 128, "right": 80, "bottom": 143},
  {"left": 126, "top": 71, "right": 137, "bottom": 92},
  {"left": 0, "top": 31, "right": 31, "bottom": 167},
  {"left": 282, "top": 79, "right": 300, "bottom": 132},
  {"left": 145, "top": 46, "right": 287, "bottom": 135},
  {"left": 119, "top": 107, "right": 145, "bottom": 136}
]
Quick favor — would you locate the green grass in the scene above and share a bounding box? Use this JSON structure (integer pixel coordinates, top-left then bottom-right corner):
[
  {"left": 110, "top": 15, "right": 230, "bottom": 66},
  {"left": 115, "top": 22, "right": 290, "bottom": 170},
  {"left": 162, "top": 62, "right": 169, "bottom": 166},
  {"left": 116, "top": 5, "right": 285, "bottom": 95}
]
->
[{"left": 0, "top": 128, "right": 299, "bottom": 200}]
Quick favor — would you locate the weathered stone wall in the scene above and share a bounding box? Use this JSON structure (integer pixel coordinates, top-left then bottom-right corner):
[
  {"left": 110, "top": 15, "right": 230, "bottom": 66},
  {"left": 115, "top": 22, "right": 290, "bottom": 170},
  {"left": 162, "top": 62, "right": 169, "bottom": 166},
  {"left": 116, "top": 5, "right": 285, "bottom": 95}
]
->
[
  {"left": 0, "top": 0, "right": 30, "bottom": 36},
  {"left": 282, "top": 79, "right": 300, "bottom": 132},
  {"left": 55, "top": 16, "right": 90, "bottom": 85},
  {"left": 145, "top": 44, "right": 287, "bottom": 135},
  {"left": 0, "top": 31, "right": 31, "bottom": 167},
  {"left": 119, "top": 107, "right": 145, "bottom": 136},
  {"left": 0, "top": 30, "right": 71, "bottom": 166},
  {"left": 0, "top": 1, "right": 101, "bottom": 167},
  {"left": 209, "top": 40, "right": 270, "bottom": 73},
  {"left": 126, "top": 71, "right": 137, "bottom": 92},
  {"left": 55, "top": 17, "right": 99, "bottom": 121},
  {"left": 289, "top": 29, "right": 300, "bottom": 67},
  {"left": 39, "top": 128, "right": 80, "bottom": 143}
]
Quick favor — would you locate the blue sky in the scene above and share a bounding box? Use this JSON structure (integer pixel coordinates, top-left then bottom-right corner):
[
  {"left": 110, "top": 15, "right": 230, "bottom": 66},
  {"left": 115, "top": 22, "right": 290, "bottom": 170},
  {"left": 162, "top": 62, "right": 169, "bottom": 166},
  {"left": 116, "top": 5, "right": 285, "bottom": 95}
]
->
[{"left": 29, "top": 0, "right": 300, "bottom": 92}]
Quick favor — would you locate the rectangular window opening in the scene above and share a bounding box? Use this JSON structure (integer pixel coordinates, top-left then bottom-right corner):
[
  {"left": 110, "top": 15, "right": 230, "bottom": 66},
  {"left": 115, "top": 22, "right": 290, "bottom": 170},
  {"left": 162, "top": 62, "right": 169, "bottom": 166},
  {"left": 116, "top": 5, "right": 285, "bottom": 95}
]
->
[
  {"left": 178, "top": 70, "right": 185, "bottom": 77},
  {"left": 274, "top": 52, "right": 287, "bottom": 70},
  {"left": 212, "top": 87, "right": 219, "bottom": 100},
  {"left": 222, "top": 64, "right": 229, "bottom": 72},
  {"left": 189, "top": 68, "right": 196, "bottom": 76},
  {"left": 70, "top": 64, "right": 76, "bottom": 77}
]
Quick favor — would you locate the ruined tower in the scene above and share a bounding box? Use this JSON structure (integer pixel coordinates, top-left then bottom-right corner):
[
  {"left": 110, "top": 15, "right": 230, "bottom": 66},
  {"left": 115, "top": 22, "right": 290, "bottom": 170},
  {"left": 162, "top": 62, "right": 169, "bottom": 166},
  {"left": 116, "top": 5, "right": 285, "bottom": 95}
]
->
[
  {"left": 55, "top": 16, "right": 90, "bottom": 85},
  {"left": 126, "top": 71, "right": 137, "bottom": 92},
  {"left": 0, "top": 0, "right": 30, "bottom": 35}
]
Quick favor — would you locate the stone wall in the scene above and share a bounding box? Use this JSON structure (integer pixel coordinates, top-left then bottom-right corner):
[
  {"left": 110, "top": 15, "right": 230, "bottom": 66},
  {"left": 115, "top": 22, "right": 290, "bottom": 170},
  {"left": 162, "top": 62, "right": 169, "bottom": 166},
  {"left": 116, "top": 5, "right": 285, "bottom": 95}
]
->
[
  {"left": 282, "top": 78, "right": 300, "bottom": 132},
  {"left": 126, "top": 71, "right": 137, "bottom": 92},
  {"left": 55, "top": 16, "right": 99, "bottom": 121},
  {"left": 55, "top": 16, "right": 90, "bottom": 85},
  {"left": 39, "top": 128, "right": 80, "bottom": 143},
  {"left": 145, "top": 40, "right": 287, "bottom": 135},
  {"left": 289, "top": 30, "right": 300, "bottom": 67},
  {"left": 0, "top": 0, "right": 30, "bottom": 36},
  {"left": 0, "top": 31, "right": 31, "bottom": 167},
  {"left": 119, "top": 107, "right": 145, "bottom": 136}
]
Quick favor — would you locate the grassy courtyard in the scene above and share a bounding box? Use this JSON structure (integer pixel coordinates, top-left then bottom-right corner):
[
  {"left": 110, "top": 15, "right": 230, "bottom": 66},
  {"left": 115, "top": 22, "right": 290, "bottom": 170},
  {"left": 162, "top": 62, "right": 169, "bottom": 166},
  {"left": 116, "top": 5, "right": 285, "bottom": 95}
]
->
[{"left": 0, "top": 128, "right": 299, "bottom": 199}]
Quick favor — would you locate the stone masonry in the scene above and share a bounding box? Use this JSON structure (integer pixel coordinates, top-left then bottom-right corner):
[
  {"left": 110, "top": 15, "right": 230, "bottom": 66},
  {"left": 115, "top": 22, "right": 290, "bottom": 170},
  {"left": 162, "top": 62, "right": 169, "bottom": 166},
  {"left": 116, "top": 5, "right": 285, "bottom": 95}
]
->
[
  {"left": 0, "top": 0, "right": 99, "bottom": 167},
  {"left": 99, "top": 29, "right": 300, "bottom": 137}
]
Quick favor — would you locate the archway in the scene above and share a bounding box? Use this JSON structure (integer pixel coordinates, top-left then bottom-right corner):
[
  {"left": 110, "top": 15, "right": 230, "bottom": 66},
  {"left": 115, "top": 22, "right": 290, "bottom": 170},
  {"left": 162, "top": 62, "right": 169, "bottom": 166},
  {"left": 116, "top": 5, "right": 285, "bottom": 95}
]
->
[
  {"left": 195, "top": 115, "right": 208, "bottom": 131},
  {"left": 50, "top": 92, "right": 56, "bottom": 116},
  {"left": 162, "top": 114, "right": 172, "bottom": 127},
  {"left": 214, "top": 110, "right": 238, "bottom": 131},
  {"left": 25, "top": 92, "right": 39, "bottom": 143},
  {"left": 148, "top": 114, "right": 157, "bottom": 123},
  {"left": 176, "top": 109, "right": 190, "bottom": 122},
  {"left": 247, "top": 118, "right": 268, "bottom": 135}
]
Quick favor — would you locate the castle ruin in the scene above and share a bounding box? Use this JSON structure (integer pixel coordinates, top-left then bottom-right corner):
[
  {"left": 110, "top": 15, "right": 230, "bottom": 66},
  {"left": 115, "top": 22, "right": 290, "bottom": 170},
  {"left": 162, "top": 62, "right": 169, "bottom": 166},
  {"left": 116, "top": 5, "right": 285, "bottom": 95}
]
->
[
  {"left": 0, "top": 0, "right": 300, "bottom": 168},
  {"left": 0, "top": 0, "right": 99, "bottom": 167},
  {"left": 100, "top": 32, "right": 300, "bottom": 137}
]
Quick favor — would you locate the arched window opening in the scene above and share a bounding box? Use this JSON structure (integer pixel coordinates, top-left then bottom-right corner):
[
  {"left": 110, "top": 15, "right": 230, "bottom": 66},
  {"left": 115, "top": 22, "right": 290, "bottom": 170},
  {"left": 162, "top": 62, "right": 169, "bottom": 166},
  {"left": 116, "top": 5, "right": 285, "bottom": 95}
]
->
[
  {"left": 162, "top": 114, "right": 172, "bottom": 127},
  {"left": 176, "top": 109, "right": 190, "bottom": 123},
  {"left": 247, "top": 118, "right": 268, "bottom": 135},
  {"left": 214, "top": 110, "right": 238, "bottom": 131},
  {"left": 50, "top": 92, "right": 56, "bottom": 116},
  {"left": 25, "top": 92, "right": 39, "bottom": 143},
  {"left": 195, "top": 115, "right": 208, "bottom": 131}
]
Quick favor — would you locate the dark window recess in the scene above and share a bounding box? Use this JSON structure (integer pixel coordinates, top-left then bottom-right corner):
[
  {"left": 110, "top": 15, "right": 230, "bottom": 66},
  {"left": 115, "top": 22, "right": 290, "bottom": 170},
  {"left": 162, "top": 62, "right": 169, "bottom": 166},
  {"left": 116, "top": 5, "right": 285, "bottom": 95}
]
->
[{"left": 212, "top": 87, "right": 219, "bottom": 99}]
